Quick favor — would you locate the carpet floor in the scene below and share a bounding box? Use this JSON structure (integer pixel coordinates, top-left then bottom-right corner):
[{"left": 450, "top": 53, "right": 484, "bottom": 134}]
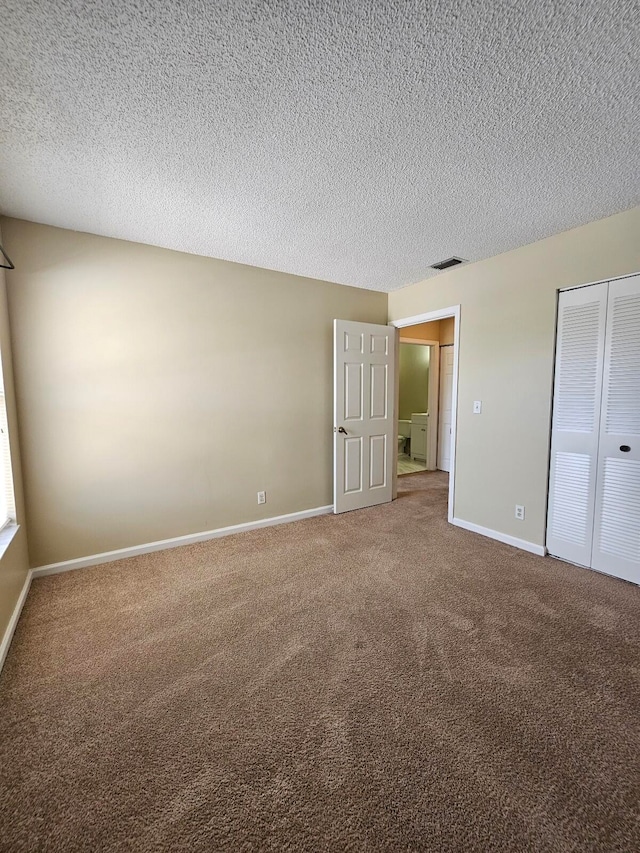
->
[{"left": 1, "top": 471, "right": 639, "bottom": 852}]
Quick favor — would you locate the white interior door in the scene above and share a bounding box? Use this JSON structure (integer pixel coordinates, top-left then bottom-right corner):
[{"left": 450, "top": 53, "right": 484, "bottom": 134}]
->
[
  {"left": 437, "top": 346, "right": 454, "bottom": 472},
  {"left": 334, "top": 320, "right": 396, "bottom": 513},
  {"left": 591, "top": 274, "right": 640, "bottom": 584},
  {"left": 546, "top": 283, "right": 608, "bottom": 567}
]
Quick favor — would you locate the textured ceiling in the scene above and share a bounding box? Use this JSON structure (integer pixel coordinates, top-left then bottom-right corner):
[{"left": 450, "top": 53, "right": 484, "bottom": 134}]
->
[{"left": 1, "top": 1, "right": 639, "bottom": 291}]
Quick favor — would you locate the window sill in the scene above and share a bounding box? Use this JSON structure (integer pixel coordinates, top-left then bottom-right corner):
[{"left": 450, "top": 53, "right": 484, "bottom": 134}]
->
[{"left": 0, "top": 523, "right": 20, "bottom": 561}]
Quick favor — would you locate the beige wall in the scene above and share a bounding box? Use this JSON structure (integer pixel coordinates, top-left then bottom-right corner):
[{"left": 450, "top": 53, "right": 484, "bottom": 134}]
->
[
  {"left": 6, "top": 207, "right": 638, "bottom": 572},
  {"left": 0, "top": 231, "right": 30, "bottom": 642},
  {"left": 399, "top": 318, "right": 454, "bottom": 345},
  {"left": 389, "top": 206, "right": 640, "bottom": 547},
  {"left": 398, "top": 343, "right": 429, "bottom": 420},
  {"left": 439, "top": 317, "right": 454, "bottom": 345},
  {"left": 3, "top": 219, "right": 387, "bottom": 567},
  {"left": 400, "top": 319, "right": 440, "bottom": 341}
]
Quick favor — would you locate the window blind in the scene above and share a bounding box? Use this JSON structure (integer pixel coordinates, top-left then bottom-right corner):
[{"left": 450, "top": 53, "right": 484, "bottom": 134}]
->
[{"left": 0, "top": 391, "right": 16, "bottom": 526}]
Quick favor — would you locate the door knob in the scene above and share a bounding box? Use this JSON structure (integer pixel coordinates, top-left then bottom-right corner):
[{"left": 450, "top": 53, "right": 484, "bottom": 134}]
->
[{"left": 338, "top": 426, "right": 347, "bottom": 435}]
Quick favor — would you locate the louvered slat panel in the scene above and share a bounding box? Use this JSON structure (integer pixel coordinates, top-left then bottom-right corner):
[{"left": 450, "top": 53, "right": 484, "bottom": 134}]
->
[
  {"left": 554, "top": 302, "right": 601, "bottom": 433},
  {"left": 547, "top": 283, "right": 606, "bottom": 566},
  {"left": 598, "top": 459, "right": 640, "bottom": 562},
  {"left": 591, "top": 274, "right": 640, "bottom": 584},
  {"left": 605, "top": 293, "right": 640, "bottom": 436},
  {"left": 549, "top": 452, "right": 591, "bottom": 545}
]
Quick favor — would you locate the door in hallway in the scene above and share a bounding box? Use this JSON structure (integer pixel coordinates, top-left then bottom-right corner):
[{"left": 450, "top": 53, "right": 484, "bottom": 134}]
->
[{"left": 437, "top": 345, "right": 454, "bottom": 472}]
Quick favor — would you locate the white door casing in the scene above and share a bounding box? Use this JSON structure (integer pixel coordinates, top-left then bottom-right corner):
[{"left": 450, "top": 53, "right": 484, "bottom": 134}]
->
[
  {"left": 591, "top": 274, "right": 640, "bottom": 584},
  {"left": 437, "top": 346, "right": 454, "bottom": 472},
  {"left": 334, "top": 320, "right": 397, "bottom": 513},
  {"left": 546, "top": 282, "right": 608, "bottom": 567},
  {"left": 390, "top": 305, "right": 460, "bottom": 525}
]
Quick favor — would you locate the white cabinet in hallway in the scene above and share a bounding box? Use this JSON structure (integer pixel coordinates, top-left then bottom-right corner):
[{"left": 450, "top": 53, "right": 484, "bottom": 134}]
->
[{"left": 410, "top": 413, "right": 428, "bottom": 461}]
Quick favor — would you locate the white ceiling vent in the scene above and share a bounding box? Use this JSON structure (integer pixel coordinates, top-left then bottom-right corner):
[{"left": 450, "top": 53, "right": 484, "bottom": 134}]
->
[{"left": 430, "top": 257, "right": 467, "bottom": 271}]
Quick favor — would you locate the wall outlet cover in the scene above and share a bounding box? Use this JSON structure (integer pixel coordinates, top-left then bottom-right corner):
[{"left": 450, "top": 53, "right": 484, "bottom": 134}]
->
[
  {"left": 515, "top": 504, "right": 525, "bottom": 520},
  {"left": 257, "top": 491, "right": 266, "bottom": 504}
]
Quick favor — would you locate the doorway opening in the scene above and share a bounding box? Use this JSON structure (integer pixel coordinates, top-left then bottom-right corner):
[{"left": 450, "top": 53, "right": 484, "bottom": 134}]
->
[
  {"left": 391, "top": 307, "right": 460, "bottom": 523},
  {"left": 397, "top": 338, "right": 434, "bottom": 476}
]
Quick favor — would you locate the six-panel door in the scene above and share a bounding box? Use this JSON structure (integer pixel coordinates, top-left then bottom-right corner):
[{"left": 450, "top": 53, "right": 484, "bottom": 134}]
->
[{"left": 334, "top": 320, "right": 396, "bottom": 513}]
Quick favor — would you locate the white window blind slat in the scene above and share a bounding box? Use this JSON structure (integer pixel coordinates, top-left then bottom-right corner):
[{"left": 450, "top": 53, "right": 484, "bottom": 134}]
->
[{"left": 0, "top": 392, "right": 15, "bottom": 523}]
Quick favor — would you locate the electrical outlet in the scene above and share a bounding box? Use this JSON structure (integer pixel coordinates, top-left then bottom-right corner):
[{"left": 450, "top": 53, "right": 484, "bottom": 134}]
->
[
  {"left": 257, "top": 491, "right": 266, "bottom": 505},
  {"left": 473, "top": 400, "right": 482, "bottom": 414},
  {"left": 515, "top": 504, "right": 525, "bottom": 520}
]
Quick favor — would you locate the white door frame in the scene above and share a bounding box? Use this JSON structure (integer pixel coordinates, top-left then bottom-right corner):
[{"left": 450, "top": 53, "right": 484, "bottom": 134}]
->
[
  {"left": 390, "top": 306, "right": 461, "bottom": 523},
  {"left": 397, "top": 337, "right": 440, "bottom": 470}
]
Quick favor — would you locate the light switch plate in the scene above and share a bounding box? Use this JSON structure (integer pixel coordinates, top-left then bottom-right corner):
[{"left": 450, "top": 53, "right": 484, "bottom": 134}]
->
[{"left": 473, "top": 400, "right": 482, "bottom": 414}]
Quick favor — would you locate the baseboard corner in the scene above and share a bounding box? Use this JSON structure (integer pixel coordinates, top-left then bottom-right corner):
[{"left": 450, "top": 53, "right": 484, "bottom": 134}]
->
[{"left": 450, "top": 517, "right": 546, "bottom": 557}]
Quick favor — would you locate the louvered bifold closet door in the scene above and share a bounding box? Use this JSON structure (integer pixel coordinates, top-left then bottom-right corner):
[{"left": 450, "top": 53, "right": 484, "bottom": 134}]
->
[
  {"left": 546, "top": 283, "right": 608, "bottom": 566},
  {"left": 591, "top": 274, "right": 640, "bottom": 584}
]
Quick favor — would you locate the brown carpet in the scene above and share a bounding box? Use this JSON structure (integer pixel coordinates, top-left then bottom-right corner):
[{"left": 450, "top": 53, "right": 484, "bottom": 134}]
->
[{"left": 1, "top": 471, "right": 639, "bottom": 852}]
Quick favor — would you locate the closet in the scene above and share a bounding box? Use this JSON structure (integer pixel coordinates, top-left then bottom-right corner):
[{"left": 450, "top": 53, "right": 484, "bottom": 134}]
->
[{"left": 547, "top": 274, "right": 640, "bottom": 584}]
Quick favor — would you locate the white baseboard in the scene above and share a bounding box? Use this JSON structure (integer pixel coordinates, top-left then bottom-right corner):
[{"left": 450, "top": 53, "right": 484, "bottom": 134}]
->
[
  {"left": 450, "top": 517, "right": 547, "bottom": 557},
  {"left": 0, "top": 569, "right": 32, "bottom": 675},
  {"left": 32, "top": 504, "right": 334, "bottom": 578}
]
